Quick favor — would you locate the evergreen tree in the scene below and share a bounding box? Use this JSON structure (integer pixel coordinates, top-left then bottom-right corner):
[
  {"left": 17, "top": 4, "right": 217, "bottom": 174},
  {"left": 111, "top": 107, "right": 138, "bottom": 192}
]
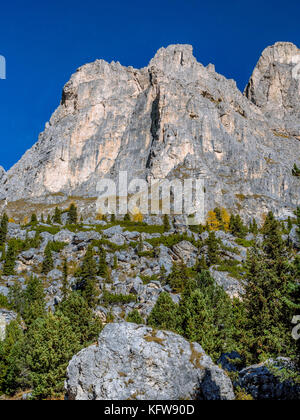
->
[
  {"left": 41, "top": 242, "right": 54, "bottom": 275},
  {"left": 124, "top": 213, "right": 131, "bottom": 222},
  {"left": 61, "top": 258, "right": 69, "bottom": 300},
  {"left": 243, "top": 246, "right": 293, "bottom": 362},
  {"left": 76, "top": 245, "right": 99, "bottom": 308},
  {"left": 22, "top": 276, "right": 46, "bottom": 327},
  {"left": 126, "top": 309, "right": 144, "bottom": 324},
  {"left": 250, "top": 218, "right": 259, "bottom": 235},
  {"left": 0, "top": 243, "right": 6, "bottom": 261},
  {"left": 57, "top": 292, "right": 102, "bottom": 346},
  {"left": 30, "top": 213, "right": 38, "bottom": 224},
  {"left": 3, "top": 241, "right": 16, "bottom": 276},
  {"left": 166, "top": 263, "right": 192, "bottom": 293},
  {"left": 111, "top": 214, "right": 116, "bottom": 223},
  {"left": 0, "top": 320, "right": 24, "bottom": 395},
  {"left": 0, "top": 213, "right": 8, "bottom": 245},
  {"left": 40, "top": 213, "right": 45, "bottom": 223},
  {"left": 18, "top": 313, "right": 80, "bottom": 399},
  {"left": 163, "top": 214, "right": 171, "bottom": 232},
  {"left": 195, "top": 255, "right": 208, "bottom": 272},
  {"left": 98, "top": 246, "right": 110, "bottom": 281},
  {"left": 229, "top": 214, "right": 247, "bottom": 238},
  {"left": 46, "top": 214, "right": 52, "bottom": 225},
  {"left": 67, "top": 203, "right": 78, "bottom": 225},
  {"left": 206, "top": 231, "right": 219, "bottom": 266},
  {"left": 53, "top": 207, "right": 62, "bottom": 224},
  {"left": 148, "top": 292, "right": 178, "bottom": 331}
]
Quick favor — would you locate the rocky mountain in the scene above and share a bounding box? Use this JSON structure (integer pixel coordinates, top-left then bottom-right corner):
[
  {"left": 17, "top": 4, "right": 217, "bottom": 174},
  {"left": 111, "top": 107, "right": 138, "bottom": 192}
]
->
[{"left": 0, "top": 42, "right": 299, "bottom": 222}]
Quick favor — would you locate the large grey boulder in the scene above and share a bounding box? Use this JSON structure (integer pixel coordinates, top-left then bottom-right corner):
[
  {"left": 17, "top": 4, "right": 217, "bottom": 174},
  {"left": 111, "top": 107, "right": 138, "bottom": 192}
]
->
[
  {"left": 0, "top": 309, "right": 17, "bottom": 341},
  {"left": 65, "top": 322, "right": 234, "bottom": 400}
]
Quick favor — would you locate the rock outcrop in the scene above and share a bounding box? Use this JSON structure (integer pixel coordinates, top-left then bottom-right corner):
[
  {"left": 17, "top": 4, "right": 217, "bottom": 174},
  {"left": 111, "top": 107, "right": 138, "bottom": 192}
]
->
[
  {"left": 0, "top": 43, "right": 299, "bottom": 222},
  {"left": 0, "top": 309, "right": 17, "bottom": 341},
  {"left": 65, "top": 322, "right": 235, "bottom": 400}
]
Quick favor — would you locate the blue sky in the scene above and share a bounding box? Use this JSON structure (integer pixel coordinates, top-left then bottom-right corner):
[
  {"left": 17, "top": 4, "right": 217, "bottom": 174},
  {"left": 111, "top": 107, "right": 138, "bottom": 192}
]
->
[{"left": 0, "top": 0, "right": 299, "bottom": 170}]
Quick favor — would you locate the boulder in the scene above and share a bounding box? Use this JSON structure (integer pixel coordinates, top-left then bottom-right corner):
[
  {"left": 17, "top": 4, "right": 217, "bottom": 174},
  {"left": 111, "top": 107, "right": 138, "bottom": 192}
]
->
[
  {"left": 172, "top": 240, "right": 198, "bottom": 267},
  {"left": 0, "top": 309, "right": 17, "bottom": 340},
  {"left": 65, "top": 322, "right": 235, "bottom": 400}
]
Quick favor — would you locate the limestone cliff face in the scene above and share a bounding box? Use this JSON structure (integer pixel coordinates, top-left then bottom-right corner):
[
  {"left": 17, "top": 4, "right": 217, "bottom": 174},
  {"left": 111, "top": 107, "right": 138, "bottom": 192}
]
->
[{"left": 1, "top": 42, "right": 299, "bottom": 220}]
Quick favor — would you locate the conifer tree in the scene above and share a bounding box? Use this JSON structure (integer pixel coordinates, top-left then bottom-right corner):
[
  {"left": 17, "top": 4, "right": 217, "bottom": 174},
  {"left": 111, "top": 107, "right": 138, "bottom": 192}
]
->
[
  {"left": 3, "top": 241, "right": 16, "bottom": 276},
  {"left": 124, "top": 213, "right": 131, "bottom": 222},
  {"left": 243, "top": 246, "right": 293, "bottom": 362},
  {"left": 113, "top": 254, "right": 118, "bottom": 270},
  {"left": 111, "top": 214, "right": 116, "bottom": 223},
  {"left": 206, "top": 231, "right": 219, "bottom": 266},
  {"left": 53, "top": 207, "right": 62, "bottom": 224},
  {"left": 67, "top": 203, "right": 78, "bottom": 225},
  {"left": 41, "top": 242, "right": 54, "bottom": 275},
  {"left": 30, "top": 213, "right": 38, "bottom": 224},
  {"left": 77, "top": 245, "right": 99, "bottom": 308},
  {"left": 22, "top": 276, "right": 46, "bottom": 326},
  {"left": 250, "top": 218, "right": 258, "bottom": 235},
  {"left": 0, "top": 213, "right": 8, "bottom": 245},
  {"left": 40, "top": 213, "right": 45, "bottom": 223},
  {"left": 163, "top": 214, "right": 171, "bottom": 232},
  {"left": 61, "top": 258, "right": 69, "bottom": 300},
  {"left": 46, "top": 214, "right": 52, "bottom": 225}
]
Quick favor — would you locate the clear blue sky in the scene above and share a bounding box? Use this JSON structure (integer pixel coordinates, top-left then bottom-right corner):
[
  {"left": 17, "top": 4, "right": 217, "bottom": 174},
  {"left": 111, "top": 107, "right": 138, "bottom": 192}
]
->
[{"left": 0, "top": 0, "right": 299, "bottom": 170}]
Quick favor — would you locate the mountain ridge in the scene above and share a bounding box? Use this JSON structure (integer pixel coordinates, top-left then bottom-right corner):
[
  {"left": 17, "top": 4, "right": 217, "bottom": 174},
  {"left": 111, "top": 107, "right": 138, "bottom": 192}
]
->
[{"left": 0, "top": 42, "right": 299, "bottom": 222}]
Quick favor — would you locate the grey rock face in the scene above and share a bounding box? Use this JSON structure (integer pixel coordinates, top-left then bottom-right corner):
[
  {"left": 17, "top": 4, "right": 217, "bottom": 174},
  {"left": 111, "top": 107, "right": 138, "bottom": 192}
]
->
[
  {"left": 0, "top": 43, "right": 299, "bottom": 222},
  {"left": 245, "top": 42, "right": 300, "bottom": 136},
  {"left": 239, "top": 358, "right": 300, "bottom": 400},
  {"left": 65, "top": 322, "right": 235, "bottom": 400},
  {"left": 0, "top": 309, "right": 17, "bottom": 341}
]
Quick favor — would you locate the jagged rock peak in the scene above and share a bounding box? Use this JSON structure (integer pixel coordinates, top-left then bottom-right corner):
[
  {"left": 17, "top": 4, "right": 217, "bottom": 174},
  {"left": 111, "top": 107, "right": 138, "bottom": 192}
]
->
[{"left": 245, "top": 41, "right": 300, "bottom": 134}]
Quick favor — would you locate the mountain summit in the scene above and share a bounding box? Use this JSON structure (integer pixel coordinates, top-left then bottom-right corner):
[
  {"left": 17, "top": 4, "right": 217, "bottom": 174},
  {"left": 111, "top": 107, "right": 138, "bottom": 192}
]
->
[{"left": 1, "top": 42, "right": 299, "bottom": 221}]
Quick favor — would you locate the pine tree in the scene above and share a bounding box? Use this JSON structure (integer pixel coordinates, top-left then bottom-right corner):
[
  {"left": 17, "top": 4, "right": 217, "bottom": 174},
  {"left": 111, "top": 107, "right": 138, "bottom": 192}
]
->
[
  {"left": 111, "top": 214, "right": 116, "bottom": 223},
  {"left": 163, "top": 214, "right": 171, "bottom": 232},
  {"left": 250, "top": 218, "right": 258, "bottom": 235},
  {"left": 41, "top": 242, "right": 54, "bottom": 275},
  {"left": 30, "top": 213, "right": 38, "bottom": 224},
  {"left": 3, "top": 241, "right": 16, "bottom": 276},
  {"left": 76, "top": 245, "right": 99, "bottom": 308},
  {"left": 148, "top": 292, "right": 178, "bottom": 331},
  {"left": 67, "top": 203, "right": 78, "bottom": 225},
  {"left": 53, "top": 207, "right": 62, "bottom": 224},
  {"left": 0, "top": 213, "right": 8, "bottom": 245},
  {"left": 243, "top": 246, "right": 293, "bottom": 362},
  {"left": 195, "top": 255, "right": 208, "bottom": 272},
  {"left": 229, "top": 214, "right": 247, "bottom": 238},
  {"left": 40, "top": 213, "right": 45, "bottom": 223},
  {"left": 46, "top": 214, "right": 52, "bottom": 225},
  {"left": 206, "top": 231, "right": 219, "bottom": 266},
  {"left": 126, "top": 309, "right": 144, "bottom": 324},
  {"left": 22, "top": 276, "right": 46, "bottom": 326},
  {"left": 61, "top": 258, "right": 69, "bottom": 300},
  {"left": 98, "top": 246, "right": 110, "bottom": 282},
  {"left": 124, "top": 213, "right": 131, "bottom": 222}
]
